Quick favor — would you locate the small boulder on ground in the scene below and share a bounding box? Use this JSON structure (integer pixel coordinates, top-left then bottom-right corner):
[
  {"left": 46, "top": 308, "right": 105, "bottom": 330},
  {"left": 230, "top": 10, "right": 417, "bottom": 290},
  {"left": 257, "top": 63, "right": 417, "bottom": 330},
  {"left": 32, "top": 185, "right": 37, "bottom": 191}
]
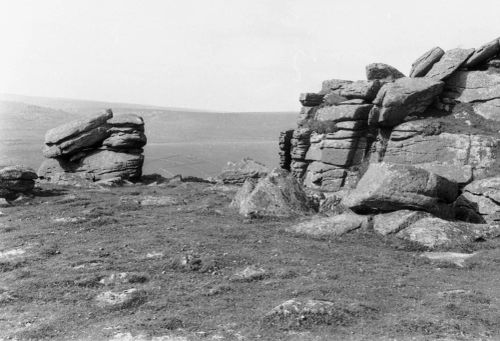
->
[
  {"left": 420, "top": 251, "right": 478, "bottom": 267},
  {"left": 0, "top": 165, "right": 38, "bottom": 200},
  {"left": 286, "top": 213, "right": 369, "bottom": 238},
  {"left": 396, "top": 217, "right": 500, "bottom": 250},
  {"left": 218, "top": 158, "right": 269, "bottom": 185},
  {"left": 342, "top": 163, "right": 458, "bottom": 218},
  {"left": 229, "top": 266, "right": 267, "bottom": 282},
  {"left": 230, "top": 168, "right": 314, "bottom": 218},
  {"left": 95, "top": 288, "right": 145, "bottom": 309},
  {"left": 373, "top": 210, "right": 431, "bottom": 235},
  {"left": 263, "top": 299, "right": 377, "bottom": 329}
]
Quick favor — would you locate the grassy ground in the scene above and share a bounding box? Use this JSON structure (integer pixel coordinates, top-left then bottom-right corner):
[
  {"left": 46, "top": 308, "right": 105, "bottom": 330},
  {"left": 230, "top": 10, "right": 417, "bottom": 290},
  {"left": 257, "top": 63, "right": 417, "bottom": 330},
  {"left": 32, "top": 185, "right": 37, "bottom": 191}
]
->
[{"left": 1, "top": 181, "right": 500, "bottom": 340}]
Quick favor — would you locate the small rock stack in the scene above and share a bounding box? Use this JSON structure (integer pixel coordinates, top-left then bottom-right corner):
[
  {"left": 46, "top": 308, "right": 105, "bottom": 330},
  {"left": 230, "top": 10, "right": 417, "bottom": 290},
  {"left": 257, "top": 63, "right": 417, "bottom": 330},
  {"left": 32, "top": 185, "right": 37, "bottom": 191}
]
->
[
  {"left": 279, "top": 36, "right": 500, "bottom": 192},
  {"left": 38, "top": 109, "right": 146, "bottom": 184},
  {"left": 0, "top": 165, "right": 38, "bottom": 199}
]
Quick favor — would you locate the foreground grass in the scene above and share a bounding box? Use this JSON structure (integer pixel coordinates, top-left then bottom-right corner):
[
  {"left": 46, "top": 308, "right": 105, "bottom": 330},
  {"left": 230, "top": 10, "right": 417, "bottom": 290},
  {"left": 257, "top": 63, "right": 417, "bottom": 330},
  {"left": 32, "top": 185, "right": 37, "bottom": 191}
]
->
[{"left": 1, "top": 181, "right": 500, "bottom": 340}]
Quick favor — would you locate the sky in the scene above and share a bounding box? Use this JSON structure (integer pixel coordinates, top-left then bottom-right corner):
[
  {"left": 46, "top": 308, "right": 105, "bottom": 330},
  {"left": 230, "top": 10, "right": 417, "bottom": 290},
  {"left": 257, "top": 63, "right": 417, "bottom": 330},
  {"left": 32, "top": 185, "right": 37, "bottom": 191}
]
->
[{"left": 0, "top": 0, "right": 499, "bottom": 112}]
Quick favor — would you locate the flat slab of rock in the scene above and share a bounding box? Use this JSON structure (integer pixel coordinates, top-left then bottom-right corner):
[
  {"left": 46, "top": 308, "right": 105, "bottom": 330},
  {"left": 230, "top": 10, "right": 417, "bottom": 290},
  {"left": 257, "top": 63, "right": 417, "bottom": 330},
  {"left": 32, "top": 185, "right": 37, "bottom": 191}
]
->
[
  {"left": 464, "top": 38, "right": 500, "bottom": 69},
  {"left": 45, "top": 109, "right": 112, "bottom": 145},
  {"left": 396, "top": 217, "right": 500, "bottom": 250},
  {"left": 366, "top": 63, "right": 405, "bottom": 82},
  {"left": 410, "top": 47, "right": 445, "bottom": 77},
  {"left": 372, "top": 77, "right": 444, "bottom": 127},
  {"left": 342, "top": 163, "right": 458, "bottom": 218},
  {"left": 286, "top": 213, "right": 368, "bottom": 238},
  {"left": 218, "top": 158, "right": 269, "bottom": 185},
  {"left": 373, "top": 210, "right": 430, "bottom": 235},
  {"left": 230, "top": 168, "right": 313, "bottom": 218},
  {"left": 314, "top": 104, "right": 373, "bottom": 122},
  {"left": 107, "top": 114, "right": 144, "bottom": 127},
  {"left": 420, "top": 251, "right": 478, "bottom": 267},
  {"left": 425, "top": 48, "right": 475, "bottom": 81}
]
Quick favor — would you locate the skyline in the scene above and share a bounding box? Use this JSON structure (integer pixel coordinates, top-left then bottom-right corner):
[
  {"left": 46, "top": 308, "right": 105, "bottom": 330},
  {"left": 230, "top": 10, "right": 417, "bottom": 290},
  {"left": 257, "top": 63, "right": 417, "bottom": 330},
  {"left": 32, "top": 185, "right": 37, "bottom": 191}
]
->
[{"left": 1, "top": 0, "right": 499, "bottom": 112}]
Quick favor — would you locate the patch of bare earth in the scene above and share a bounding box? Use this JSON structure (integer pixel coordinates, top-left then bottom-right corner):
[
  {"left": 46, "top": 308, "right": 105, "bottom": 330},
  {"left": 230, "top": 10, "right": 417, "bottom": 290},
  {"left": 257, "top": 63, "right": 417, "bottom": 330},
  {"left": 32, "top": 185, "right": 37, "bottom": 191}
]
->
[{"left": 1, "top": 182, "right": 500, "bottom": 340}]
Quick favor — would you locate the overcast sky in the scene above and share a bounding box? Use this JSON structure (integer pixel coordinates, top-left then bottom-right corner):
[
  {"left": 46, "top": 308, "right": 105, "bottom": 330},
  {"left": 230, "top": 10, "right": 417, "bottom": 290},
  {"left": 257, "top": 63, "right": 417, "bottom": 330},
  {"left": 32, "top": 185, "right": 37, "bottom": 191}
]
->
[{"left": 0, "top": 0, "right": 498, "bottom": 112}]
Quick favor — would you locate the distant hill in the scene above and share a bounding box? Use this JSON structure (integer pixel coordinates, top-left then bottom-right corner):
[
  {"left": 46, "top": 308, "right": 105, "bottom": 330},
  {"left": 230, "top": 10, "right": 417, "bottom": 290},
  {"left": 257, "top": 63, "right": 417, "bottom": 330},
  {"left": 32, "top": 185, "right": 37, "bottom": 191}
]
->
[{"left": 0, "top": 94, "right": 297, "bottom": 177}]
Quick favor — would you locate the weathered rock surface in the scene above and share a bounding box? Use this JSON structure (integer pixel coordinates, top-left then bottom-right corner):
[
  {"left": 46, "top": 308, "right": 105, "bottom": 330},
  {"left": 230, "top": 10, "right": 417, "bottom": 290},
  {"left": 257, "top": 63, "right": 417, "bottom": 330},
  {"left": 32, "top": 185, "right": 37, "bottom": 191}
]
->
[
  {"left": 0, "top": 165, "right": 38, "bottom": 199},
  {"left": 39, "top": 111, "right": 146, "bottom": 184},
  {"left": 372, "top": 77, "right": 444, "bottom": 127},
  {"left": 229, "top": 266, "right": 267, "bottom": 282},
  {"left": 299, "top": 93, "right": 324, "bottom": 107},
  {"left": 218, "top": 158, "right": 269, "bottom": 184},
  {"left": 38, "top": 150, "right": 144, "bottom": 182},
  {"left": 464, "top": 38, "right": 500, "bottom": 69},
  {"left": 444, "top": 71, "right": 500, "bottom": 120},
  {"left": 342, "top": 163, "right": 458, "bottom": 217},
  {"left": 455, "top": 177, "right": 500, "bottom": 223},
  {"left": 382, "top": 119, "right": 499, "bottom": 183},
  {"left": 373, "top": 210, "right": 430, "bottom": 235},
  {"left": 396, "top": 217, "right": 500, "bottom": 250},
  {"left": 286, "top": 213, "right": 369, "bottom": 238},
  {"left": 230, "top": 168, "right": 313, "bottom": 218},
  {"left": 366, "top": 63, "right": 405, "bottom": 82},
  {"left": 409, "top": 47, "right": 445, "bottom": 77},
  {"left": 45, "top": 110, "right": 113, "bottom": 145},
  {"left": 425, "top": 48, "right": 475, "bottom": 81},
  {"left": 320, "top": 79, "right": 381, "bottom": 101}
]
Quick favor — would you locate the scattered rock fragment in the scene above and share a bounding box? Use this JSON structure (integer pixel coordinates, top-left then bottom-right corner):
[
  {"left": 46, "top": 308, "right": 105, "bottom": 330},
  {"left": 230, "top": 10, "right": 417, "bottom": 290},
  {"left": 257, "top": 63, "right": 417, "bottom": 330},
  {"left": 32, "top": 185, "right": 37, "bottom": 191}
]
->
[
  {"left": 366, "top": 63, "right": 405, "bottom": 82},
  {"left": 95, "top": 288, "right": 145, "bottom": 309},
  {"left": 420, "top": 251, "right": 478, "bottom": 267},
  {"left": 286, "top": 213, "right": 369, "bottom": 238},
  {"left": 230, "top": 266, "right": 267, "bottom": 282},
  {"left": 218, "top": 158, "right": 269, "bottom": 184}
]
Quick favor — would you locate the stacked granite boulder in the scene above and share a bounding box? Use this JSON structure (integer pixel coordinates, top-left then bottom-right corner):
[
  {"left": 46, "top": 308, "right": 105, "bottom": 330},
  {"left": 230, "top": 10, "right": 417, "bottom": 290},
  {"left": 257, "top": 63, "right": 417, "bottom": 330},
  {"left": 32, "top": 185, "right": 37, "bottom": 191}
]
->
[
  {"left": 279, "top": 36, "right": 500, "bottom": 193},
  {"left": 277, "top": 36, "right": 500, "bottom": 249},
  {"left": 0, "top": 165, "right": 38, "bottom": 200},
  {"left": 38, "top": 109, "right": 146, "bottom": 184}
]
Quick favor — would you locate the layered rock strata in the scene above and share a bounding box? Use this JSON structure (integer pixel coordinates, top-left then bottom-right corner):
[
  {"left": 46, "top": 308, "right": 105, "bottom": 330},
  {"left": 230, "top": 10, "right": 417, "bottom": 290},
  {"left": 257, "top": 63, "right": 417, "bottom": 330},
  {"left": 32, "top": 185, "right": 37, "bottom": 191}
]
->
[{"left": 38, "top": 109, "right": 146, "bottom": 183}]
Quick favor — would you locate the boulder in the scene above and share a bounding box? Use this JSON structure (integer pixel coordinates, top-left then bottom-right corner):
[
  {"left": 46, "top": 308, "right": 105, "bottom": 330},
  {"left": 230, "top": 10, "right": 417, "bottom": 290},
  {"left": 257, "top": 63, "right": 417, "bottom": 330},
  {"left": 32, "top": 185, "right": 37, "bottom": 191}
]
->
[
  {"left": 425, "top": 48, "right": 475, "bottom": 81},
  {"left": 366, "top": 63, "right": 405, "bottom": 82},
  {"left": 464, "top": 38, "right": 500, "bottom": 69},
  {"left": 455, "top": 177, "right": 500, "bottom": 223},
  {"left": 38, "top": 150, "right": 144, "bottom": 182},
  {"left": 372, "top": 77, "right": 444, "bottom": 127},
  {"left": 230, "top": 168, "right": 313, "bottom": 218},
  {"left": 444, "top": 71, "right": 500, "bottom": 120},
  {"left": 382, "top": 119, "right": 499, "bottom": 183},
  {"left": 320, "top": 79, "right": 381, "bottom": 101},
  {"left": 299, "top": 93, "right": 324, "bottom": 107},
  {"left": 342, "top": 163, "right": 458, "bottom": 217},
  {"left": 45, "top": 109, "right": 112, "bottom": 145},
  {"left": 0, "top": 165, "right": 38, "bottom": 199},
  {"left": 409, "top": 47, "right": 445, "bottom": 77},
  {"left": 218, "top": 158, "right": 269, "bottom": 184},
  {"left": 285, "top": 213, "right": 369, "bottom": 238},
  {"left": 107, "top": 114, "right": 144, "bottom": 128},
  {"left": 373, "top": 210, "right": 430, "bottom": 235},
  {"left": 43, "top": 126, "right": 109, "bottom": 158},
  {"left": 396, "top": 217, "right": 500, "bottom": 250},
  {"left": 314, "top": 104, "right": 373, "bottom": 122},
  {"left": 102, "top": 130, "right": 147, "bottom": 150}
]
